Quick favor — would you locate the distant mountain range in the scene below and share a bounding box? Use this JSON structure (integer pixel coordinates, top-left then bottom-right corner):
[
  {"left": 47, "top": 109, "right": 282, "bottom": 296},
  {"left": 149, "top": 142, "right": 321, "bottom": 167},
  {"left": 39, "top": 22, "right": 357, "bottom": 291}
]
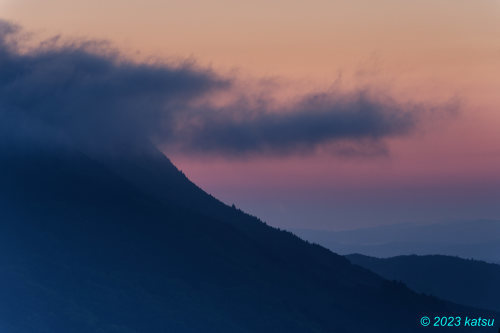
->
[
  {"left": 347, "top": 254, "right": 500, "bottom": 312},
  {"left": 0, "top": 134, "right": 497, "bottom": 332},
  {"left": 293, "top": 220, "right": 500, "bottom": 264}
]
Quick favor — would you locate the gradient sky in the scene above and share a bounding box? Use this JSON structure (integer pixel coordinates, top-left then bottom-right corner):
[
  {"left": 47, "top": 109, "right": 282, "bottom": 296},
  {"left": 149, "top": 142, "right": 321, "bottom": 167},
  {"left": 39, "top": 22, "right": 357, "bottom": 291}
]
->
[{"left": 2, "top": 0, "right": 500, "bottom": 230}]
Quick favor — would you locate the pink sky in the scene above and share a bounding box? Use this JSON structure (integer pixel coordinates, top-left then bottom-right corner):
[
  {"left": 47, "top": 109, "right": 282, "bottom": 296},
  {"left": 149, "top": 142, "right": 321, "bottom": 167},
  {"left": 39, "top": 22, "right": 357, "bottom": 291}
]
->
[{"left": 3, "top": 0, "right": 500, "bottom": 229}]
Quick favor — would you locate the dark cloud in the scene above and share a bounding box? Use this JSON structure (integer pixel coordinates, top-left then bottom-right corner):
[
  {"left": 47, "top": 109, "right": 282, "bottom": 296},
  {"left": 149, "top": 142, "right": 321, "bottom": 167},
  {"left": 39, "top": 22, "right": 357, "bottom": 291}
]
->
[
  {"left": 169, "top": 91, "right": 425, "bottom": 156},
  {"left": 0, "top": 20, "right": 455, "bottom": 157},
  {"left": 0, "top": 20, "right": 226, "bottom": 151}
]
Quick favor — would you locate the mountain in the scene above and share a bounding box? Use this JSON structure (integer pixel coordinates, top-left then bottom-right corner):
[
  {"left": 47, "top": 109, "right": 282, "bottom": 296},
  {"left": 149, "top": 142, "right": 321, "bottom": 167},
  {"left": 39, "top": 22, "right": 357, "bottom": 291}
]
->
[
  {"left": 293, "top": 221, "right": 500, "bottom": 264},
  {"left": 0, "top": 135, "right": 497, "bottom": 332},
  {"left": 347, "top": 254, "right": 500, "bottom": 312}
]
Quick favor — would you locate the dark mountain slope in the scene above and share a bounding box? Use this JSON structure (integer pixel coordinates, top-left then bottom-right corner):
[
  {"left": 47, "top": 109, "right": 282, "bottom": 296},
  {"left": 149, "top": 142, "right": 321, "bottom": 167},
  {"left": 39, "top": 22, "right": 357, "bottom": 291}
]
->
[
  {"left": 347, "top": 254, "right": 500, "bottom": 312},
  {"left": 0, "top": 138, "right": 497, "bottom": 332}
]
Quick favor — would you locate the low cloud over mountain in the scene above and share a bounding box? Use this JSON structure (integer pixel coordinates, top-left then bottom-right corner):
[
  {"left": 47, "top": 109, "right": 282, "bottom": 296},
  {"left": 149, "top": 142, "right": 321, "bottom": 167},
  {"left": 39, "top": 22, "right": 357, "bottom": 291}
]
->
[{"left": 0, "top": 19, "right": 456, "bottom": 157}]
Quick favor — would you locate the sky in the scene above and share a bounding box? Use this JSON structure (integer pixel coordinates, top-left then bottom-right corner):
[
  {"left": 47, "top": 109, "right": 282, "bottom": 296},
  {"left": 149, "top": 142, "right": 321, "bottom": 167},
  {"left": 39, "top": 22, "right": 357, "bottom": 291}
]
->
[{"left": 1, "top": 0, "right": 500, "bottom": 230}]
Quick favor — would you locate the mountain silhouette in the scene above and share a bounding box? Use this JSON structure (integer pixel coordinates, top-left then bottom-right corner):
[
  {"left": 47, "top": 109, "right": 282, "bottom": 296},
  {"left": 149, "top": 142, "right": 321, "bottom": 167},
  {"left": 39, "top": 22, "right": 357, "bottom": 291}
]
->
[
  {"left": 0, "top": 135, "right": 498, "bottom": 332},
  {"left": 294, "top": 221, "right": 500, "bottom": 264},
  {"left": 347, "top": 254, "right": 500, "bottom": 312}
]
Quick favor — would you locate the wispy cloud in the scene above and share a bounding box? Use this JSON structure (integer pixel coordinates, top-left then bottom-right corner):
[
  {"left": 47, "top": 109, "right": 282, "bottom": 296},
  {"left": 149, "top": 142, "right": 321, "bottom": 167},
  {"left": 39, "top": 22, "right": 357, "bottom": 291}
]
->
[
  {"left": 169, "top": 90, "right": 429, "bottom": 157},
  {"left": 0, "top": 20, "right": 457, "bottom": 157}
]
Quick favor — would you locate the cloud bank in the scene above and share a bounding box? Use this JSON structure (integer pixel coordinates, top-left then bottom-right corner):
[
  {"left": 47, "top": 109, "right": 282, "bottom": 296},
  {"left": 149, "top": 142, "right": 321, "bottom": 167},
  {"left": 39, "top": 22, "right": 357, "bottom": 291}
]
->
[
  {"left": 0, "top": 20, "right": 226, "bottom": 151},
  {"left": 0, "top": 20, "right": 454, "bottom": 157},
  {"left": 171, "top": 91, "right": 425, "bottom": 156}
]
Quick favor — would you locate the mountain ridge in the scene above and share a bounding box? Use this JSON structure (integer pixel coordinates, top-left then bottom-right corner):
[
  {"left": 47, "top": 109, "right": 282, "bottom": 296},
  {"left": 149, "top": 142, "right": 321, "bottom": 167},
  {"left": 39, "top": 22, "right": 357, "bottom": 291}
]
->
[
  {"left": 347, "top": 254, "right": 500, "bottom": 313},
  {"left": 0, "top": 136, "right": 497, "bottom": 332},
  {"left": 293, "top": 221, "right": 500, "bottom": 264}
]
